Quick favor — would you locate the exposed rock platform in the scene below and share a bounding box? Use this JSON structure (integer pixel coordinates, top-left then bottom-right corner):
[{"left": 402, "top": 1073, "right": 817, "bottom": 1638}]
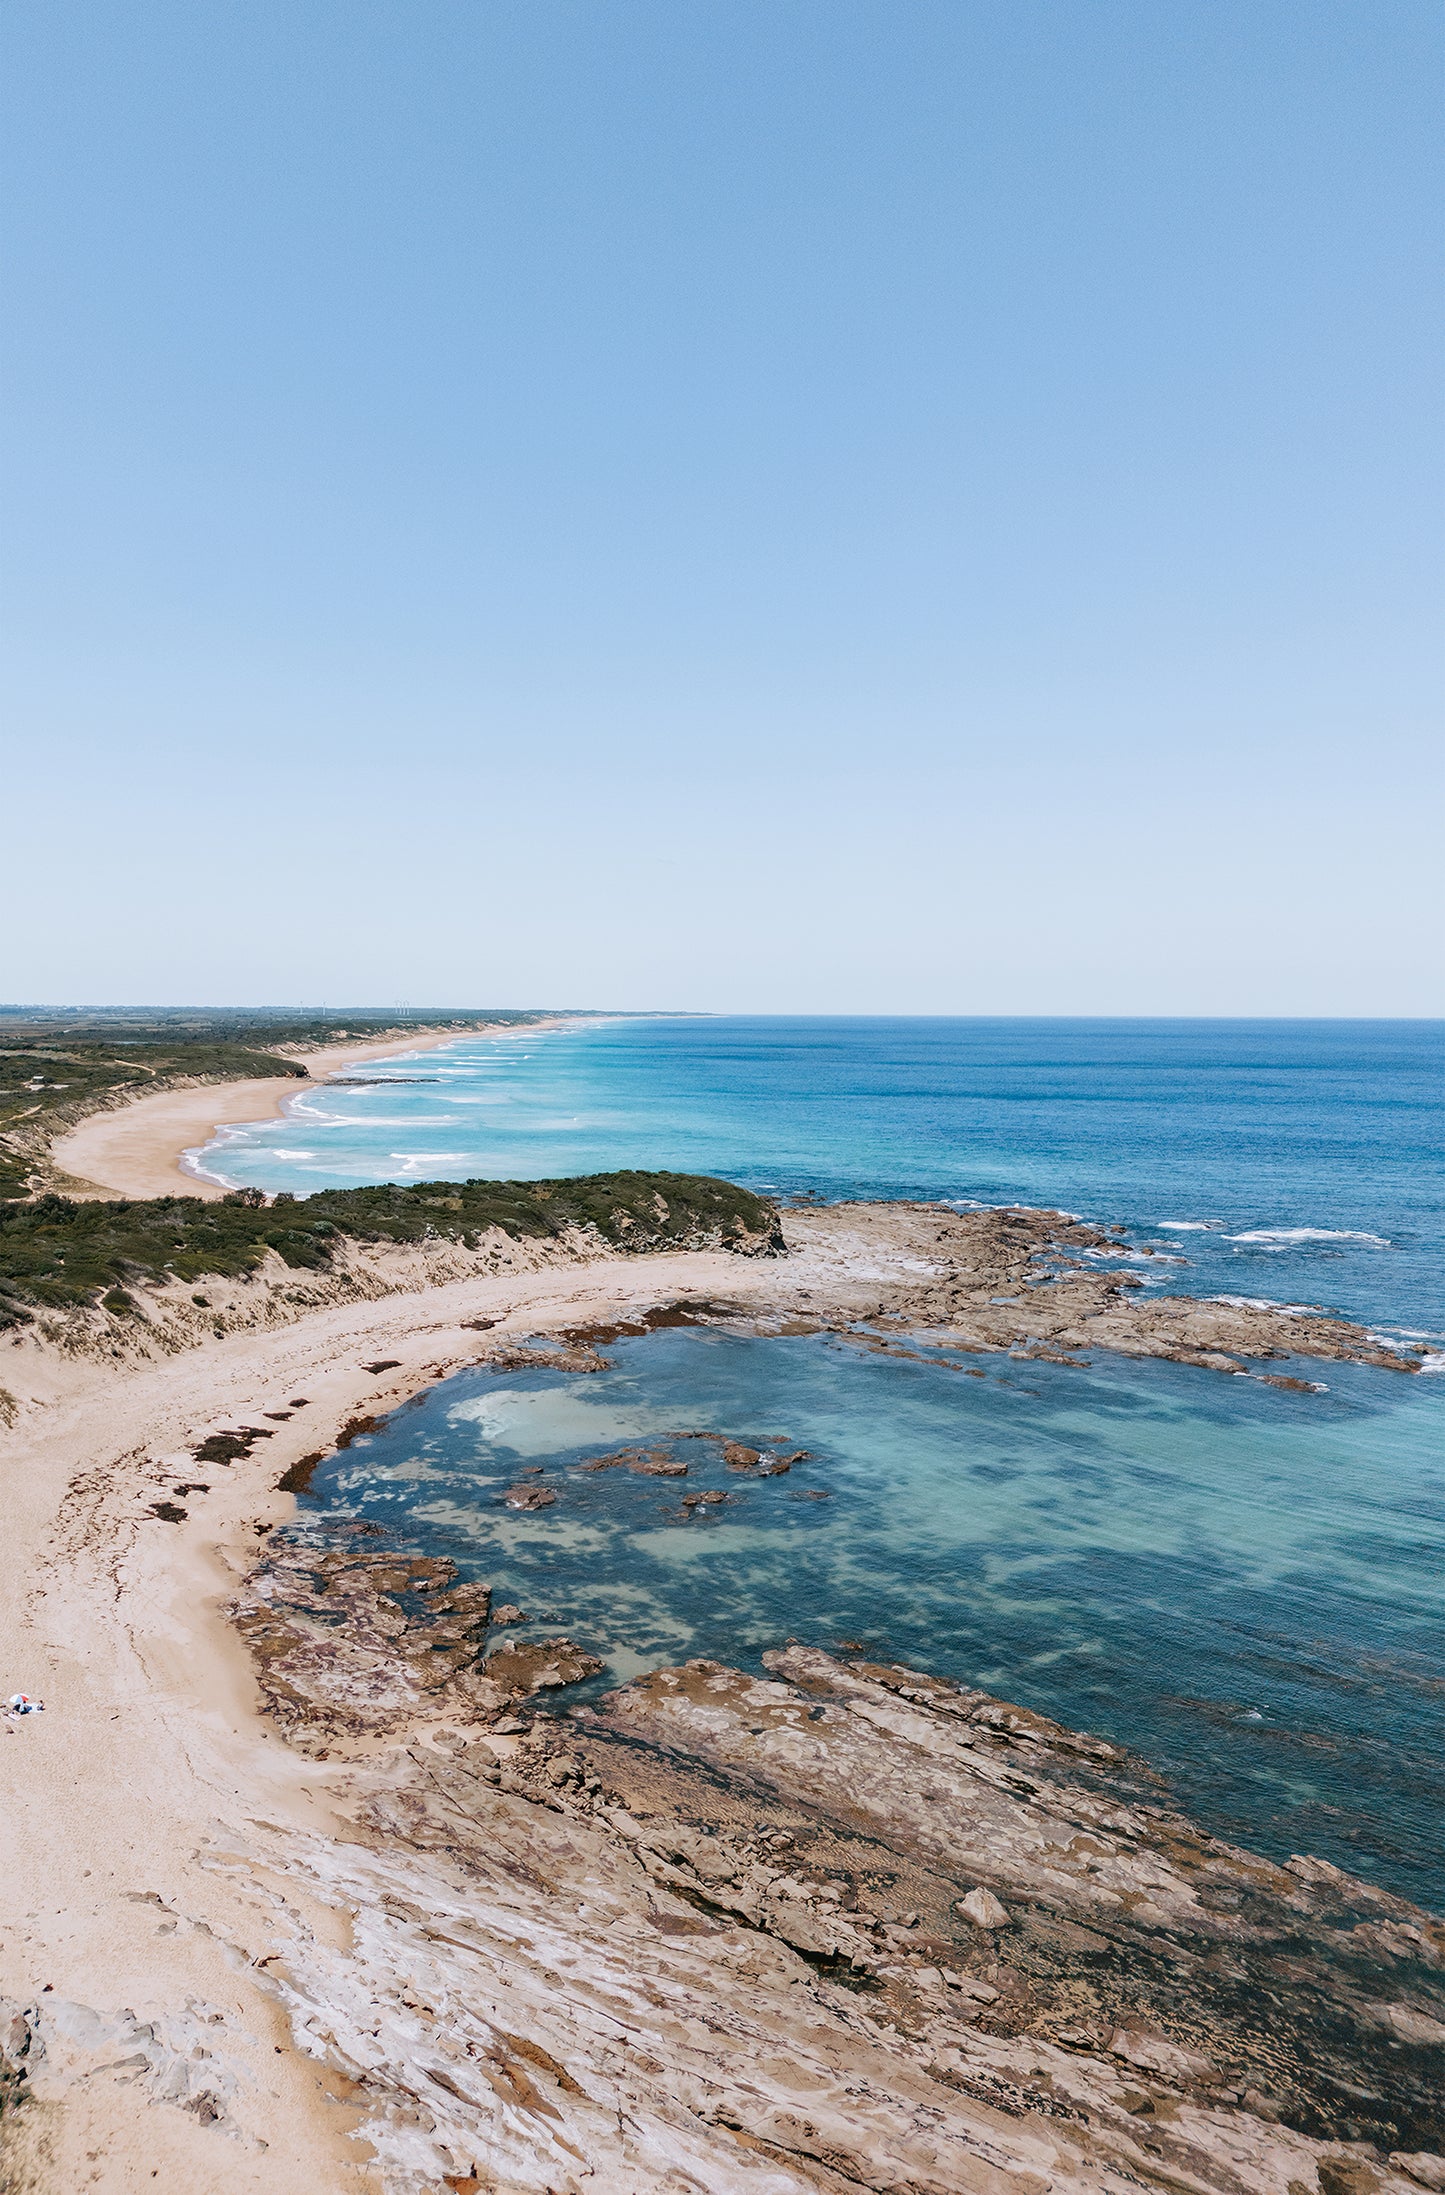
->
[
  {"left": 761, "top": 1203, "right": 1425, "bottom": 1377},
  {"left": 177, "top": 1525, "right": 1445, "bottom": 2193}
]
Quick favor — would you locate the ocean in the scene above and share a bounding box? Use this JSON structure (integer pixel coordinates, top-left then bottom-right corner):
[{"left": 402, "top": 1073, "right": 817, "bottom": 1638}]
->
[{"left": 200, "top": 1018, "right": 1445, "bottom": 1904}]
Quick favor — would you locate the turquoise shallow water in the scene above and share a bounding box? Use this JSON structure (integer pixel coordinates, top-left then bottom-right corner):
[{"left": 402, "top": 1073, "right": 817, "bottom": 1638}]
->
[
  {"left": 300, "top": 1330, "right": 1444, "bottom": 1907},
  {"left": 201, "top": 1016, "right": 1444, "bottom": 1333},
  {"left": 213, "top": 1018, "right": 1445, "bottom": 1905}
]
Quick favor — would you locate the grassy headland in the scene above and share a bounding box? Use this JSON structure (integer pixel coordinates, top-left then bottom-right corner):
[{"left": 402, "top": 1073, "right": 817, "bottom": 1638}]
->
[{"left": 0, "top": 1171, "right": 781, "bottom": 1327}]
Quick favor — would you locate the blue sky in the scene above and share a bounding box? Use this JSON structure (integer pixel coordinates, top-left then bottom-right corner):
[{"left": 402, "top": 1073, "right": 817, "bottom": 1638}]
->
[{"left": 4, "top": 2, "right": 1441, "bottom": 1013}]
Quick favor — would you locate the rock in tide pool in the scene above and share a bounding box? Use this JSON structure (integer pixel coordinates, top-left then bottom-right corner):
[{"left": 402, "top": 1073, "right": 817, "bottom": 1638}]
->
[
  {"left": 227, "top": 1526, "right": 602, "bottom": 1742},
  {"left": 627, "top": 1449, "right": 688, "bottom": 1476},
  {"left": 503, "top": 1481, "right": 556, "bottom": 1509},
  {"left": 484, "top": 1636, "right": 604, "bottom": 1693}
]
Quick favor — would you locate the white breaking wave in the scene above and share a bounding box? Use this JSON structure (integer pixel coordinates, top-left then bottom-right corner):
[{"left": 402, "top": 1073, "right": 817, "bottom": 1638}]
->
[
  {"left": 1227, "top": 1228, "right": 1391, "bottom": 1248},
  {"left": 179, "top": 1145, "right": 240, "bottom": 1190},
  {"left": 293, "top": 1111, "right": 465, "bottom": 1128},
  {"left": 1365, "top": 1331, "right": 1431, "bottom": 1363},
  {"left": 1155, "top": 1220, "right": 1223, "bottom": 1232},
  {"left": 1210, "top": 1295, "right": 1321, "bottom": 1316}
]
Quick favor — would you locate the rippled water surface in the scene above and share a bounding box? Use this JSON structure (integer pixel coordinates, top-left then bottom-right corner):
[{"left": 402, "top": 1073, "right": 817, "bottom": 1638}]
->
[
  {"left": 202, "top": 1016, "right": 1445, "bottom": 1330},
  {"left": 301, "top": 1326, "right": 1445, "bottom": 1908},
  {"left": 212, "top": 1017, "right": 1444, "bottom": 1904}
]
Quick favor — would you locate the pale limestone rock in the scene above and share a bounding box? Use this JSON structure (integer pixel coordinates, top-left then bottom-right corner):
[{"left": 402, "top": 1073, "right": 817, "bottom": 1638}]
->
[
  {"left": 1391, "top": 2156, "right": 1445, "bottom": 2191},
  {"left": 959, "top": 1886, "right": 1011, "bottom": 1930}
]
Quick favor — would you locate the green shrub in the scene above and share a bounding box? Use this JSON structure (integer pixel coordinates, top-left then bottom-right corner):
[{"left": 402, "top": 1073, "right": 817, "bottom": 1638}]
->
[{"left": 0, "top": 1171, "right": 780, "bottom": 1326}]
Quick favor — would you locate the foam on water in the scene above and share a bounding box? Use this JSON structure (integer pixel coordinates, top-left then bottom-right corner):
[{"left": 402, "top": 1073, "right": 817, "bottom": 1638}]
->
[{"left": 1228, "top": 1227, "right": 1393, "bottom": 1248}]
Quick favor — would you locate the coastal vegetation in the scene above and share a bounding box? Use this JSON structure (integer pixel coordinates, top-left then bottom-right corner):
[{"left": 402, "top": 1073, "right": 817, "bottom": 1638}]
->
[
  {"left": 0, "top": 1007, "right": 543, "bottom": 1048},
  {"left": 0, "top": 1171, "right": 780, "bottom": 1326},
  {"left": 0, "top": 1007, "right": 548, "bottom": 1199},
  {"left": 0, "top": 1041, "right": 307, "bottom": 1199}
]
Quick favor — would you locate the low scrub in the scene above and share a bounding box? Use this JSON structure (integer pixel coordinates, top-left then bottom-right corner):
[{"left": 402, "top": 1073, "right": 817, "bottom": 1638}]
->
[{"left": 0, "top": 1171, "right": 781, "bottom": 1326}]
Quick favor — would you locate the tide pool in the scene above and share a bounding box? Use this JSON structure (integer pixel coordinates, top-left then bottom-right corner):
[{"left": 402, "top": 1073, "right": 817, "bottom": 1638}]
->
[
  {"left": 300, "top": 1325, "right": 1445, "bottom": 1909},
  {"left": 211, "top": 1016, "right": 1444, "bottom": 1903}
]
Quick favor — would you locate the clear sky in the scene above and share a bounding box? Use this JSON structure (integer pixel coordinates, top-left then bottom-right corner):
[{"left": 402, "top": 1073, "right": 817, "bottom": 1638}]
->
[{"left": 3, "top": 2, "right": 1441, "bottom": 1014}]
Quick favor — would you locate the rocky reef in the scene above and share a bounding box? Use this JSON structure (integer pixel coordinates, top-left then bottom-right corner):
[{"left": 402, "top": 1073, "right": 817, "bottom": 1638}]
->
[
  {"left": 229, "top": 1523, "right": 604, "bottom": 1746},
  {"left": 200, "top": 1525, "right": 1445, "bottom": 2193},
  {"left": 770, "top": 1204, "right": 1426, "bottom": 1377}
]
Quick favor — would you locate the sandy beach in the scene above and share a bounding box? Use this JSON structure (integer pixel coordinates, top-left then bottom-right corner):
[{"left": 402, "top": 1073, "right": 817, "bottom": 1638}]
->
[
  {"left": 3, "top": 1197, "right": 1440, "bottom": 2189},
  {"left": 0, "top": 1235, "right": 776, "bottom": 2190},
  {"left": 46, "top": 1021, "right": 571, "bottom": 1202}
]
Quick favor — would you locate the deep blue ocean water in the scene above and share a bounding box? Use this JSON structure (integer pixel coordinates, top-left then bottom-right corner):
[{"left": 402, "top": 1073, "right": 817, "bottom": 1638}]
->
[
  {"left": 207, "top": 1019, "right": 1445, "bottom": 1904},
  {"left": 200, "top": 1017, "right": 1443, "bottom": 1333}
]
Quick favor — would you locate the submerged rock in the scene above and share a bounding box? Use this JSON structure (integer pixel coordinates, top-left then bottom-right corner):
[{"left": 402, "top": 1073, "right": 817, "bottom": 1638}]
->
[{"left": 502, "top": 1481, "right": 557, "bottom": 1510}]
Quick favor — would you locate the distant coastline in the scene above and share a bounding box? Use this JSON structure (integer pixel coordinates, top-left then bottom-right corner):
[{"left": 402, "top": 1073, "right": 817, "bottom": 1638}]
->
[{"left": 48, "top": 1019, "right": 581, "bottom": 1201}]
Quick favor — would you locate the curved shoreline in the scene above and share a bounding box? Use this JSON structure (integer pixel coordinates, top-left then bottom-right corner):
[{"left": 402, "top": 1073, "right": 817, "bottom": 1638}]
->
[
  {"left": 3, "top": 1218, "right": 1440, "bottom": 2191},
  {"left": 0, "top": 1237, "right": 772, "bottom": 2188},
  {"left": 47, "top": 1018, "right": 580, "bottom": 1201}
]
